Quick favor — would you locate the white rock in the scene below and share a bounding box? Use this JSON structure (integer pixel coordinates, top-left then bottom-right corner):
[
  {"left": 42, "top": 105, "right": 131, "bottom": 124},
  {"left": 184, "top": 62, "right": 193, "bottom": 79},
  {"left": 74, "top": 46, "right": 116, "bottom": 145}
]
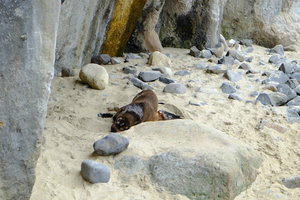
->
[{"left": 79, "top": 64, "right": 109, "bottom": 90}]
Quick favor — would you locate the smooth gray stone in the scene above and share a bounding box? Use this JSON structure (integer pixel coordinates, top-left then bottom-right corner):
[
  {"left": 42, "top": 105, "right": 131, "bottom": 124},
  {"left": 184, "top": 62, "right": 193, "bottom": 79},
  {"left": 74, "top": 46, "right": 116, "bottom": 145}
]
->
[
  {"left": 138, "top": 71, "right": 161, "bottom": 82},
  {"left": 220, "top": 82, "right": 236, "bottom": 94},
  {"left": 228, "top": 94, "right": 243, "bottom": 101},
  {"left": 256, "top": 92, "right": 288, "bottom": 106},
  {"left": 276, "top": 84, "right": 297, "bottom": 101},
  {"left": 91, "top": 54, "right": 111, "bottom": 65},
  {"left": 223, "top": 70, "right": 242, "bottom": 82},
  {"left": 81, "top": 160, "right": 110, "bottom": 183},
  {"left": 282, "top": 176, "right": 300, "bottom": 189},
  {"left": 240, "top": 39, "right": 253, "bottom": 47},
  {"left": 200, "top": 49, "right": 212, "bottom": 59},
  {"left": 125, "top": 53, "right": 142, "bottom": 61},
  {"left": 206, "top": 65, "right": 227, "bottom": 74},
  {"left": 93, "top": 133, "right": 129, "bottom": 156},
  {"left": 250, "top": 91, "right": 259, "bottom": 97},
  {"left": 239, "top": 63, "right": 251, "bottom": 70},
  {"left": 159, "top": 77, "right": 175, "bottom": 84},
  {"left": 123, "top": 66, "right": 137, "bottom": 75},
  {"left": 279, "top": 62, "right": 294, "bottom": 74},
  {"left": 271, "top": 44, "right": 284, "bottom": 55},
  {"left": 111, "top": 57, "right": 122, "bottom": 64},
  {"left": 163, "top": 83, "right": 187, "bottom": 94},
  {"left": 189, "top": 46, "right": 201, "bottom": 57},
  {"left": 294, "top": 85, "right": 300, "bottom": 94},
  {"left": 287, "top": 96, "right": 300, "bottom": 106},
  {"left": 131, "top": 77, "right": 154, "bottom": 90},
  {"left": 269, "top": 54, "right": 281, "bottom": 64},
  {"left": 262, "top": 71, "right": 289, "bottom": 84},
  {"left": 228, "top": 49, "right": 246, "bottom": 62},
  {"left": 174, "top": 70, "right": 191, "bottom": 76}
]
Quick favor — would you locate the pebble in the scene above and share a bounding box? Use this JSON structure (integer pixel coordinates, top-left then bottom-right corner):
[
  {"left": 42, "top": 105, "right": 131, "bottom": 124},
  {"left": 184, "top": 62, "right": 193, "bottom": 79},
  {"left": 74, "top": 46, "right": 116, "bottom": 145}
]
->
[
  {"left": 262, "top": 71, "right": 289, "bottom": 84},
  {"left": 189, "top": 46, "right": 201, "bottom": 57},
  {"left": 218, "top": 55, "right": 235, "bottom": 66},
  {"left": 93, "top": 133, "right": 129, "bottom": 156},
  {"left": 268, "top": 54, "right": 281, "bottom": 64},
  {"left": 271, "top": 44, "right": 284, "bottom": 55},
  {"left": 163, "top": 83, "right": 187, "bottom": 94},
  {"left": 159, "top": 76, "right": 175, "bottom": 84},
  {"left": 282, "top": 176, "right": 300, "bottom": 189},
  {"left": 228, "top": 49, "right": 246, "bottom": 62},
  {"left": 123, "top": 66, "right": 137, "bottom": 75},
  {"left": 246, "top": 57, "right": 253, "bottom": 62},
  {"left": 220, "top": 82, "right": 236, "bottom": 94},
  {"left": 228, "top": 94, "right": 242, "bottom": 101},
  {"left": 152, "top": 67, "right": 172, "bottom": 77},
  {"left": 228, "top": 39, "right": 237, "bottom": 47},
  {"left": 276, "top": 84, "right": 297, "bottom": 101},
  {"left": 130, "top": 77, "right": 154, "bottom": 90},
  {"left": 246, "top": 46, "right": 254, "bottom": 53},
  {"left": 240, "top": 39, "right": 253, "bottom": 47},
  {"left": 294, "top": 85, "right": 300, "bottom": 94},
  {"left": 81, "top": 160, "right": 110, "bottom": 183},
  {"left": 91, "top": 54, "right": 111, "bottom": 65},
  {"left": 200, "top": 50, "right": 212, "bottom": 59},
  {"left": 238, "top": 63, "right": 251, "bottom": 70},
  {"left": 125, "top": 53, "right": 142, "bottom": 62},
  {"left": 111, "top": 57, "right": 122, "bottom": 64},
  {"left": 174, "top": 70, "right": 191, "bottom": 76},
  {"left": 189, "top": 101, "right": 207, "bottom": 106},
  {"left": 138, "top": 71, "right": 161, "bottom": 82},
  {"left": 223, "top": 70, "right": 242, "bottom": 82},
  {"left": 291, "top": 73, "right": 300, "bottom": 83}
]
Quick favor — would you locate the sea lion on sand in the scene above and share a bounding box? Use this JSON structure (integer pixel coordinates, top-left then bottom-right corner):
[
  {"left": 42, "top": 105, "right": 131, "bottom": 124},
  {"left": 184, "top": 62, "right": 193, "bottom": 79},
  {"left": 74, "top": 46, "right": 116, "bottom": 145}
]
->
[{"left": 111, "top": 90, "right": 160, "bottom": 132}]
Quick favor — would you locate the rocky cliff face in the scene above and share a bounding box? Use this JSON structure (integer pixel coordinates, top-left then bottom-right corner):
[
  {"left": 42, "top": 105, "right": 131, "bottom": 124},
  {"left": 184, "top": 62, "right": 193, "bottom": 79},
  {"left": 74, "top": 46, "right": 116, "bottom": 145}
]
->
[
  {"left": 222, "top": 0, "right": 300, "bottom": 51},
  {"left": 0, "top": 1, "right": 60, "bottom": 200}
]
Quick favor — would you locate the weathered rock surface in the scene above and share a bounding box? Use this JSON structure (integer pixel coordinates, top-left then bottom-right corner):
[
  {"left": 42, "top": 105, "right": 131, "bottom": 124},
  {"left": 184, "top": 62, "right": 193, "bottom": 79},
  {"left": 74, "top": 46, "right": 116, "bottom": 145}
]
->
[
  {"left": 79, "top": 64, "right": 109, "bottom": 90},
  {"left": 0, "top": 1, "right": 60, "bottom": 200},
  {"left": 81, "top": 160, "right": 110, "bottom": 183},
  {"left": 115, "top": 120, "right": 262, "bottom": 200},
  {"left": 55, "top": 0, "right": 115, "bottom": 73}
]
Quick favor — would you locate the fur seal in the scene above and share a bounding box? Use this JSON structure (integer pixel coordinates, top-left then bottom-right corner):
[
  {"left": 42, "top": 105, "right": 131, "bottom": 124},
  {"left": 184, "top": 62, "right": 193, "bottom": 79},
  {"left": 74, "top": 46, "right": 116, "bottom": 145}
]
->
[{"left": 111, "top": 90, "right": 160, "bottom": 132}]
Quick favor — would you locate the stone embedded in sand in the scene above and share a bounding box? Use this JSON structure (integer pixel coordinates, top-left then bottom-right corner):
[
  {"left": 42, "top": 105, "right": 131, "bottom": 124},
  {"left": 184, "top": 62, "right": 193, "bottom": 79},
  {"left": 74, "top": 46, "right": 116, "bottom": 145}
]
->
[
  {"left": 228, "top": 94, "right": 243, "bottom": 101},
  {"left": 81, "top": 160, "right": 110, "bottom": 183},
  {"left": 138, "top": 71, "right": 161, "bottom": 82},
  {"left": 206, "top": 65, "right": 228, "bottom": 74},
  {"left": 174, "top": 70, "right": 191, "bottom": 76},
  {"left": 256, "top": 92, "right": 288, "bottom": 106},
  {"left": 148, "top": 51, "right": 172, "bottom": 67},
  {"left": 61, "top": 67, "right": 76, "bottom": 77},
  {"left": 268, "top": 54, "right": 281, "bottom": 64},
  {"left": 223, "top": 70, "right": 242, "bottom": 82},
  {"left": 279, "top": 62, "right": 294, "bottom": 74},
  {"left": 193, "top": 61, "right": 207, "bottom": 69},
  {"left": 152, "top": 67, "right": 172, "bottom": 77},
  {"left": 111, "top": 57, "right": 122, "bottom": 64},
  {"left": 159, "top": 77, "right": 175, "bottom": 84},
  {"left": 220, "top": 82, "right": 236, "bottom": 94},
  {"left": 189, "top": 46, "right": 201, "bottom": 57},
  {"left": 130, "top": 77, "right": 154, "bottom": 90},
  {"left": 123, "top": 66, "right": 137, "bottom": 75},
  {"left": 163, "top": 83, "right": 187, "bottom": 94},
  {"left": 262, "top": 71, "right": 289, "bottom": 85},
  {"left": 287, "top": 107, "right": 300, "bottom": 123},
  {"left": 271, "top": 44, "right": 284, "bottom": 56},
  {"left": 219, "top": 55, "right": 235, "bottom": 66},
  {"left": 276, "top": 84, "right": 297, "bottom": 101},
  {"left": 93, "top": 133, "right": 129, "bottom": 156},
  {"left": 200, "top": 50, "right": 212, "bottom": 59},
  {"left": 228, "top": 49, "right": 246, "bottom": 62},
  {"left": 240, "top": 39, "right": 253, "bottom": 47},
  {"left": 79, "top": 64, "right": 109, "bottom": 90},
  {"left": 125, "top": 53, "right": 142, "bottom": 62},
  {"left": 250, "top": 91, "right": 259, "bottom": 97},
  {"left": 282, "top": 176, "right": 300, "bottom": 189},
  {"left": 91, "top": 54, "right": 111, "bottom": 65},
  {"left": 246, "top": 57, "right": 253, "bottom": 62},
  {"left": 239, "top": 63, "right": 251, "bottom": 70}
]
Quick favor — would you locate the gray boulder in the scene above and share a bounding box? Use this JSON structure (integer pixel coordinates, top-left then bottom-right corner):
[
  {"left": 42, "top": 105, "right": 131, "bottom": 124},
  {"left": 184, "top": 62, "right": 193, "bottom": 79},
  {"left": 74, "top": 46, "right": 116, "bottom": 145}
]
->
[
  {"left": 276, "top": 84, "right": 297, "bottom": 101},
  {"left": 220, "top": 82, "right": 237, "bottom": 94},
  {"left": 256, "top": 92, "right": 289, "bottom": 106},
  {"left": 223, "top": 70, "right": 242, "bottom": 82},
  {"left": 269, "top": 54, "right": 281, "bottom": 64},
  {"left": 282, "top": 176, "right": 300, "bottom": 189},
  {"left": 163, "top": 83, "right": 187, "bottom": 94},
  {"left": 130, "top": 77, "right": 154, "bottom": 90},
  {"left": 200, "top": 49, "right": 213, "bottom": 59},
  {"left": 0, "top": 1, "right": 60, "bottom": 200},
  {"left": 93, "top": 133, "right": 129, "bottom": 156},
  {"left": 81, "top": 160, "right": 110, "bottom": 183},
  {"left": 287, "top": 96, "right": 300, "bottom": 106},
  {"left": 138, "top": 71, "right": 161, "bottom": 82},
  {"left": 279, "top": 62, "right": 294, "bottom": 74},
  {"left": 190, "top": 46, "right": 201, "bottom": 57}
]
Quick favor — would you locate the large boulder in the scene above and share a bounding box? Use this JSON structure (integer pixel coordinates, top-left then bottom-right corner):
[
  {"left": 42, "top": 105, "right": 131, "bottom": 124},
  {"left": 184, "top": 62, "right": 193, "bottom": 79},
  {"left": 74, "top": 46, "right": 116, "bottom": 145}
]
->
[
  {"left": 55, "top": 0, "right": 115, "bottom": 73},
  {"left": 222, "top": 0, "right": 300, "bottom": 51},
  {"left": 127, "top": 0, "right": 228, "bottom": 52},
  {"left": 0, "top": 1, "right": 60, "bottom": 200},
  {"left": 114, "top": 120, "right": 262, "bottom": 200}
]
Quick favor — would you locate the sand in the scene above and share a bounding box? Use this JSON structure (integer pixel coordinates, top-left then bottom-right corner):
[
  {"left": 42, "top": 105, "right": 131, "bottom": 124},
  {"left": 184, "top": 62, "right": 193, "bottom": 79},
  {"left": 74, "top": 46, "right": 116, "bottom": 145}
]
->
[{"left": 30, "top": 45, "right": 300, "bottom": 200}]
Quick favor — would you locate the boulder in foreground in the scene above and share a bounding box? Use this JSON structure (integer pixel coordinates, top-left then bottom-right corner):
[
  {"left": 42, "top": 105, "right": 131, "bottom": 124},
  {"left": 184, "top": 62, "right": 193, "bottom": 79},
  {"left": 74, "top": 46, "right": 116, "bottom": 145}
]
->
[{"left": 79, "top": 64, "right": 109, "bottom": 90}]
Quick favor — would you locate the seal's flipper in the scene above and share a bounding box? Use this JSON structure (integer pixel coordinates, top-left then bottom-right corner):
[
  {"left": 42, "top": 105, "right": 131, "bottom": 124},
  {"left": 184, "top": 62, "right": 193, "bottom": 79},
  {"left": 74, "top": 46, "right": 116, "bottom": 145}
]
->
[
  {"left": 158, "top": 110, "right": 181, "bottom": 120},
  {"left": 97, "top": 113, "right": 114, "bottom": 118}
]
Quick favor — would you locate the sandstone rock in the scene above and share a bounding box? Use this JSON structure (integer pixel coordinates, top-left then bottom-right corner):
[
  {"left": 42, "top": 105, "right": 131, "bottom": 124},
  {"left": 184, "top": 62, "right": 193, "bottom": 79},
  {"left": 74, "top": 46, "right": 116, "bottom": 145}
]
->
[
  {"left": 93, "top": 133, "right": 129, "bottom": 156},
  {"left": 55, "top": 0, "right": 115, "bottom": 72},
  {"left": 163, "top": 83, "right": 187, "bottom": 94},
  {"left": 148, "top": 51, "right": 172, "bottom": 67},
  {"left": 79, "top": 64, "right": 109, "bottom": 90},
  {"left": 81, "top": 160, "right": 110, "bottom": 183},
  {"left": 115, "top": 120, "right": 262, "bottom": 200},
  {"left": 0, "top": 1, "right": 60, "bottom": 199}
]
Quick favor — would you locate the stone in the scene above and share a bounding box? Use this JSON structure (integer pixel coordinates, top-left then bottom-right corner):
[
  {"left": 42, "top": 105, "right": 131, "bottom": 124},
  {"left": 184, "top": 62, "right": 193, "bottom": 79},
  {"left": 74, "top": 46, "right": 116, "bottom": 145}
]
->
[
  {"left": 228, "top": 39, "right": 237, "bottom": 47},
  {"left": 152, "top": 67, "right": 172, "bottom": 77},
  {"left": 271, "top": 44, "right": 284, "bottom": 55},
  {"left": 0, "top": 1, "right": 60, "bottom": 200},
  {"left": 111, "top": 57, "right": 122, "bottom": 64},
  {"left": 250, "top": 91, "right": 259, "bottom": 97},
  {"left": 291, "top": 73, "right": 300, "bottom": 83},
  {"left": 287, "top": 96, "right": 300, "bottom": 106},
  {"left": 286, "top": 79, "right": 299, "bottom": 89},
  {"left": 61, "top": 68, "right": 76, "bottom": 77},
  {"left": 246, "top": 57, "right": 253, "bottom": 62},
  {"left": 130, "top": 77, "right": 154, "bottom": 90},
  {"left": 294, "top": 85, "right": 300, "bottom": 95},
  {"left": 209, "top": 44, "right": 224, "bottom": 58},
  {"left": 240, "top": 39, "right": 253, "bottom": 47},
  {"left": 220, "top": 82, "right": 237, "bottom": 94},
  {"left": 125, "top": 53, "right": 142, "bottom": 62},
  {"left": 200, "top": 49, "right": 212, "bottom": 59},
  {"left": 276, "top": 84, "right": 297, "bottom": 101},
  {"left": 91, "top": 54, "right": 111, "bottom": 65},
  {"left": 279, "top": 62, "right": 294, "bottom": 74},
  {"left": 189, "top": 101, "right": 208, "bottom": 106},
  {"left": 228, "top": 94, "right": 243, "bottom": 101},
  {"left": 287, "top": 107, "right": 300, "bottom": 123},
  {"left": 79, "top": 64, "right": 109, "bottom": 90},
  {"left": 189, "top": 46, "right": 201, "bottom": 57},
  {"left": 246, "top": 69, "right": 258, "bottom": 74},
  {"left": 246, "top": 46, "right": 254, "bottom": 53},
  {"left": 163, "top": 83, "right": 187, "bottom": 94},
  {"left": 262, "top": 71, "right": 289, "bottom": 84},
  {"left": 223, "top": 70, "right": 242, "bottom": 82},
  {"left": 193, "top": 62, "right": 207, "bottom": 69},
  {"left": 228, "top": 49, "right": 246, "bottom": 62},
  {"left": 93, "top": 133, "right": 129, "bottom": 156},
  {"left": 55, "top": 0, "right": 115, "bottom": 72},
  {"left": 206, "top": 65, "right": 228, "bottom": 74},
  {"left": 148, "top": 51, "right": 172, "bottom": 67},
  {"left": 101, "top": 0, "right": 147, "bottom": 56},
  {"left": 218, "top": 56, "right": 235, "bottom": 66},
  {"left": 123, "top": 66, "right": 137, "bottom": 75},
  {"left": 282, "top": 176, "right": 300, "bottom": 189},
  {"left": 81, "top": 160, "right": 110, "bottom": 183},
  {"left": 174, "top": 70, "right": 191, "bottom": 76},
  {"left": 138, "top": 71, "right": 161, "bottom": 82},
  {"left": 268, "top": 54, "right": 281, "bottom": 64},
  {"left": 239, "top": 63, "right": 251, "bottom": 70},
  {"left": 256, "top": 92, "right": 289, "bottom": 106},
  {"left": 159, "top": 77, "right": 175, "bottom": 84}
]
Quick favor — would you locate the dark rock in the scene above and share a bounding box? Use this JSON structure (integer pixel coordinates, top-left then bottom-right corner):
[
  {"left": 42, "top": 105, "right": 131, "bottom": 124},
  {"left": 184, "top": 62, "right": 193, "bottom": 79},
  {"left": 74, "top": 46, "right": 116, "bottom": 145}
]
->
[
  {"left": 282, "top": 176, "right": 300, "bottom": 189},
  {"left": 61, "top": 68, "right": 76, "bottom": 77},
  {"left": 240, "top": 39, "right": 253, "bottom": 47},
  {"left": 174, "top": 70, "right": 191, "bottom": 76},
  {"left": 163, "top": 83, "right": 187, "bottom": 94},
  {"left": 276, "top": 84, "right": 297, "bottom": 101},
  {"left": 130, "top": 77, "right": 154, "bottom": 90},
  {"left": 123, "top": 66, "right": 137, "bottom": 75},
  {"left": 189, "top": 46, "right": 201, "bottom": 57},
  {"left": 81, "top": 160, "right": 110, "bottom": 183},
  {"left": 268, "top": 54, "right": 281, "bottom": 64},
  {"left": 200, "top": 50, "right": 212, "bottom": 59},
  {"left": 0, "top": 1, "right": 60, "bottom": 199},
  {"left": 159, "top": 77, "right": 175, "bottom": 84},
  {"left": 91, "top": 54, "right": 111, "bottom": 65},
  {"left": 220, "top": 82, "right": 236, "bottom": 94},
  {"left": 246, "top": 57, "right": 253, "bottom": 62},
  {"left": 239, "top": 63, "right": 251, "bottom": 70},
  {"left": 138, "top": 71, "right": 161, "bottom": 82},
  {"left": 223, "top": 70, "right": 242, "bottom": 82},
  {"left": 256, "top": 92, "right": 288, "bottom": 106},
  {"left": 206, "top": 65, "right": 227, "bottom": 74},
  {"left": 93, "top": 133, "right": 129, "bottom": 156},
  {"left": 287, "top": 96, "right": 300, "bottom": 106},
  {"left": 279, "top": 62, "right": 294, "bottom": 74},
  {"left": 228, "top": 94, "right": 242, "bottom": 101}
]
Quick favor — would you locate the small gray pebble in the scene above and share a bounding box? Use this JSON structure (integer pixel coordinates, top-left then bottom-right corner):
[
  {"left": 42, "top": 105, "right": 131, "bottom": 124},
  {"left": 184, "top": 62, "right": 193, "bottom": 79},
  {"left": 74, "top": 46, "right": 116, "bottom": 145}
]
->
[
  {"left": 163, "top": 83, "right": 186, "bottom": 94},
  {"left": 228, "top": 94, "right": 242, "bottom": 101},
  {"left": 159, "top": 77, "right": 175, "bottom": 84},
  {"left": 93, "top": 133, "right": 129, "bottom": 156},
  {"left": 81, "top": 160, "right": 110, "bottom": 183},
  {"left": 220, "top": 82, "right": 236, "bottom": 94}
]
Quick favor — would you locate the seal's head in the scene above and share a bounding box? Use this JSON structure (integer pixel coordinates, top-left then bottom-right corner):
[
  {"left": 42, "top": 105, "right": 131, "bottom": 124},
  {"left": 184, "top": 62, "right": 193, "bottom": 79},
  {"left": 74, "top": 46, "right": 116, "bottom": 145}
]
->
[{"left": 111, "top": 116, "right": 131, "bottom": 132}]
